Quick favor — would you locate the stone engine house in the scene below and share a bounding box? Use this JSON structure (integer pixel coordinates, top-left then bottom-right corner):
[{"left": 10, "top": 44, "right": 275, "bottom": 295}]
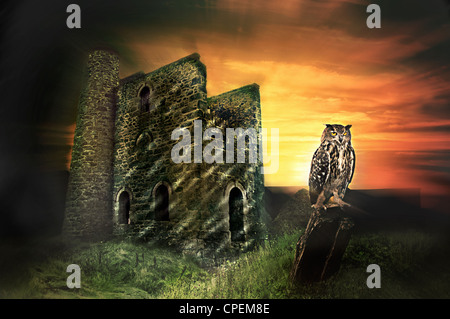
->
[{"left": 63, "top": 50, "right": 266, "bottom": 255}]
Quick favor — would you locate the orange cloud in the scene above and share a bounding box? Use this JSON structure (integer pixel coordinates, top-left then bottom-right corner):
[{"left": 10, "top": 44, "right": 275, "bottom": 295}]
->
[{"left": 100, "top": 0, "right": 450, "bottom": 200}]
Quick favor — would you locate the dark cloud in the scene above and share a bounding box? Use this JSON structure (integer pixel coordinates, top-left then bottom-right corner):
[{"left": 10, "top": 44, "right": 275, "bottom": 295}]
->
[
  {"left": 393, "top": 151, "right": 450, "bottom": 201},
  {"left": 401, "top": 37, "right": 450, "bottom": 76},
  {"left": 421, "top": 93, "right": 450, "bottom": 118},
  {"left": 386, "top": 124, "right": 450, "bottom": 133},
  {"left": 393, "top": 150, "right": 450, "bottom": 164},
  {"left": 416, "top": 124, "right": 450, "bottom": 132},
  {"left": 395, "top": 150, "right": 450, "bottom": 181}
]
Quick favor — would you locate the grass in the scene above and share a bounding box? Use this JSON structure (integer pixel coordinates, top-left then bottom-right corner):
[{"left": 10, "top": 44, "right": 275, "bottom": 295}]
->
[
  {"left": 160, "top": 232, "right": 298, "bottom": 299},
  {"left": 161, "top": 228, "right": 450, "bottom": 299},
  {"left": 1, "top": 227, "right": 450, "bottom": 299},
  {"left": 0, "top": 238, "right": 207, "bottom": 299}
]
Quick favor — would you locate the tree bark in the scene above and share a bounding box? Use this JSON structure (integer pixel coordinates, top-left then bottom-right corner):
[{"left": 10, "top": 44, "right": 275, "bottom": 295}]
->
[{"left": 290, "top": 207, "right": 354, "bottom": 284}]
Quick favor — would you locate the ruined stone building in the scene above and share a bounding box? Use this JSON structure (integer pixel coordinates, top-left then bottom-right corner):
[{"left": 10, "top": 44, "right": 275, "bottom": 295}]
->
[{"left": 63, "top": 50, "right": 266, "bottom": 256}]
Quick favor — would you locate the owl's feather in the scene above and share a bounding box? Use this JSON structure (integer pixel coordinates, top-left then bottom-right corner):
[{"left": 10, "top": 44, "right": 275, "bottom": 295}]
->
[
  {"left": 308, "top": 124, "right": 355, "bottom": 209},
  {"left": 308, "top": 145, "right": 331, "bottom": 205}
]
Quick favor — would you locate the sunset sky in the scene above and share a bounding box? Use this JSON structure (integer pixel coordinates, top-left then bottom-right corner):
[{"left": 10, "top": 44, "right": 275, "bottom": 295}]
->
[
  {"left": 109, "top": 0, "right": 450, "bottom": 199},
  {"left": 5, "top": 0, "right": 449, "bottom": 207}
]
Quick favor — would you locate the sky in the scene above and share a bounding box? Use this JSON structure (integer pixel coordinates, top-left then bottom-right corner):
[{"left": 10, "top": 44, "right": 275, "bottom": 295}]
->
[
  {"left": 1, "top": 0, "right": 450, "bottom": 225},
  {"left": 113, "top": 0, "right": 450, "bottom": 196},
  {"left": 111, "top": 0, "right": 450, "bottom": 198}
]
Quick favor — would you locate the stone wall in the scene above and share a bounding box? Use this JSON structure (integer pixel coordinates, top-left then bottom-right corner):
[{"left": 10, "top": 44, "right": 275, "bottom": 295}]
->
[
  {"left": 63, "top": 50, "right": 119, "bottom": 240},
  {"left": 112, "top": 53, "right": 208, "bottom": 247},
  {"left": 64, "top": 51, "right": 266, "bottom": 256},
  {"left": 205, "top": 84, "right": 266, "bottom": 251},
  {"left": 112, "top": 56, "right": 265, "bottom": 255}
]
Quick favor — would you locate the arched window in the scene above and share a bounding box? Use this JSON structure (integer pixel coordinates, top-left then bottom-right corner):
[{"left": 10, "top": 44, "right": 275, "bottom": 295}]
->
[
  {"left": 118, "top": 191, "right": 130, "bottom": 224},
  {"left": 136, "top": 131, "right": 153, "bottom": 150},
  {"left": 154, "top": 184, "right": 169, "bottom": 221},
  {"left": 229, "top": 187, "right": 245, "bottom": 241},
  {"left": 139, "top": 86, "right": 151, "bottom": 112}
]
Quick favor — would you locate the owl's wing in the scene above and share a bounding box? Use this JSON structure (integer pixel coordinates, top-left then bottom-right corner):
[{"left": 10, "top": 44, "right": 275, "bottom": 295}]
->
[
  {"left": 347, "top": 145, "right": 356, "bottom": 186},
  {"left": 308, "top": 147, "right": 330, "bottom": 205}
]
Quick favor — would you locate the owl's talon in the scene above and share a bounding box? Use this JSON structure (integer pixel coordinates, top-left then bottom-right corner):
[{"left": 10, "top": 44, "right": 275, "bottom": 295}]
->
[
  {"left": 311, "top": 204, "right": 326, "bottom": 211},
  {"left": 337, "top": 201, "right": 351, "bottom": 209}
]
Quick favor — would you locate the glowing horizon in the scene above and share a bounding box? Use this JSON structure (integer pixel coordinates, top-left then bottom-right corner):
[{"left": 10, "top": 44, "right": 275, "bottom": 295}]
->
[{"left": 60, "top": 0, "right": 450, "bottom": 202}]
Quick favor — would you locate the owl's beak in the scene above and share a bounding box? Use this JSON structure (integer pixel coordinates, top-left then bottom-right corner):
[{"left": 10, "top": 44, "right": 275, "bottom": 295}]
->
[{"left": 338, "top": 136, "right": 343, "bottom": 143}]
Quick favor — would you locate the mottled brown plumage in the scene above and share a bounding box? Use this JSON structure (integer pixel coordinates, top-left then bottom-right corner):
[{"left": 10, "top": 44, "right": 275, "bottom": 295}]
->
[{"left": 309, "top": 124, "right": 355, "bottom": 210}]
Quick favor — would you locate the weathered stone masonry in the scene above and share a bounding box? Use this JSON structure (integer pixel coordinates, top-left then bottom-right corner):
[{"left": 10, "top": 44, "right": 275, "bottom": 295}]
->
[
  {"left": 63, "top": 50, "right": 118, "bottom": 240},
  {"left": 63, "top": 50, "right": 266, "bottom": 255}
]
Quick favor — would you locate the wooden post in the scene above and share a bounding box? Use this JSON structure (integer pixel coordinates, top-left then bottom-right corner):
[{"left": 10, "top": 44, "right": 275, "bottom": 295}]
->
[{"left": 290, "top": 207, "right": 354, "bottom": 284}]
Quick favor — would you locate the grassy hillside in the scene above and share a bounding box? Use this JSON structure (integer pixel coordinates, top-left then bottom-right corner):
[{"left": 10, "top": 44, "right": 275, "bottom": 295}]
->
[
  {"left": 0, "top": 239, "right": 206, "bottom": 299},
  {"left": 2, "top": 226, "right": 450, "bottom": 299},
  {"left": 161, "top": 229, "right": 450, "bottom": 299}
]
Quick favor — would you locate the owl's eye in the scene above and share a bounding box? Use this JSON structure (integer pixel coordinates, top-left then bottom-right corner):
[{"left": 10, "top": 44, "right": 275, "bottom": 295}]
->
[
  {"left": 331, "top": 132, "right": 337, "bottom": 136},
  {"left": 343, "top": 132, "right": 347, "bottom": 136}
]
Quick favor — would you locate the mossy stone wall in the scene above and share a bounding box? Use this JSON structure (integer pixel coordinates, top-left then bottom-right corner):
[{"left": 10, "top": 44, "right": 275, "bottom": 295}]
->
[
  {"left": 63, "top": 50, "right": 119, "bottom": 240},
  {"left": 64, "top": 51, "right": 267, "bottom": 256}
]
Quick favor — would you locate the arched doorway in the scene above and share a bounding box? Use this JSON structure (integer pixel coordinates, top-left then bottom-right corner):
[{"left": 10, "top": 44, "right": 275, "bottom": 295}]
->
[
  {"left": 155, "top": 184, "right": 169, "bottom": 221},
  {"left": 229, "top": 187, "right": 245, "bottom": 241},
  {"left": 118, "top": 191, "right": 130, "bottom": 224},
  {"left": 139, "top": 86, "right": 151, "bottom": 112}
]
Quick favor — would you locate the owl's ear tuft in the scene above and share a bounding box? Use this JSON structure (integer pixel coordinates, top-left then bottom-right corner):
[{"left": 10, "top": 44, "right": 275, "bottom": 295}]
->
[
  {"left": 325, "top": 124, "right": 333, "bottom": 128},
  {"left": 345, "top": 125, "right": 352, "bottom": 130}
]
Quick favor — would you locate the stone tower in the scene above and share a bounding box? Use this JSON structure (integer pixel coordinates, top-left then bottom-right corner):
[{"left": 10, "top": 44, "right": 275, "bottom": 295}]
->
[
  {"left": 63, "top": 50, "right": 267, "bottom": 255},
  {"left": 63, "top": 50, "right": 119, "bottom": 240}
]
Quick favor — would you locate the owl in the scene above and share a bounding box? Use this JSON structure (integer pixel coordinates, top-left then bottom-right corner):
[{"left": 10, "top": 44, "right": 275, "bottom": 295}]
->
[{"left": 309, "top": 124, "right": 355, "bottom": 210}]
